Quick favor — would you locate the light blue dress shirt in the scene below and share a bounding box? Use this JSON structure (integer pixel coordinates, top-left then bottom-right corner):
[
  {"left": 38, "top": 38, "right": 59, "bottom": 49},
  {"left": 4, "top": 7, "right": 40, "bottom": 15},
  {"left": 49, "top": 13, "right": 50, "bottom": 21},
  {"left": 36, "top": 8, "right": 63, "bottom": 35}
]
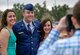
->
[
  {"left": 38, "top": 30, "right": 80, "bottom": 55},
  {"left": 23, "top": 19, "right": 34, "bottom": 33},
  {"left": 37, "top": 29, "right": 60, "bottom": 55}
]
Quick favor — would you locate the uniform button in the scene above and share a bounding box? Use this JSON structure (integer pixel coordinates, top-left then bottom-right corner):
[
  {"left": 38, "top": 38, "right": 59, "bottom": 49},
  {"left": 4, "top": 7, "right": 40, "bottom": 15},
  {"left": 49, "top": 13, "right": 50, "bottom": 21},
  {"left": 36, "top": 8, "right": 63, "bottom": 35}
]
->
[
  {"left": 31, "top": 42, "right": 33, "bottom": 44},
  {"left": 32, "top": 48, "right": 33, "bottom": 50}
]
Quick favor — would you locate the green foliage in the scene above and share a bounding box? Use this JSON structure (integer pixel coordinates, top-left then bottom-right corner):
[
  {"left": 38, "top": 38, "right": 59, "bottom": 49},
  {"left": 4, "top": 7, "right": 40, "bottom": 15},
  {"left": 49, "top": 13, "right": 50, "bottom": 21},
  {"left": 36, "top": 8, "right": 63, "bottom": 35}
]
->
[
  {"left": 0, "top": 11, "right": 3, "bottom": 19},
  {"left": 12, "top": 3, "right": 24, "bottom": 21},
  {"left": 34, "top": 1, "right": 52, "bottom": 21},
  {"left": 12, "top": 2, "right": 69, "bottom": 21},
  {"left": 51, "top": 4, "right": 69, "bottom": 21}
]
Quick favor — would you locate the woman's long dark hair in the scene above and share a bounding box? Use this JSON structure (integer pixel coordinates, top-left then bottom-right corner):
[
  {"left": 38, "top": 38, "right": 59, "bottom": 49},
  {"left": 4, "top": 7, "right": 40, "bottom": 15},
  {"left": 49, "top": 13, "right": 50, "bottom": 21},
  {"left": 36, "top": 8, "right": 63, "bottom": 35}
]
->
[
  {"left": 0, "top": 9, "right": 16, "bottom": 31},
  {"left": 40, "top": 18, "right": 53, "bottom": 41}
]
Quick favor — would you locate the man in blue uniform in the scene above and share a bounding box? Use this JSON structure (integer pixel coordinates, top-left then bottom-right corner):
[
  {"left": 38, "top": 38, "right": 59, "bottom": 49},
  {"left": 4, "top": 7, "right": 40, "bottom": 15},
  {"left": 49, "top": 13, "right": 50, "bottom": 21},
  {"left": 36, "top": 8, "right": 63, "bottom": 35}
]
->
[{"left": 12, "top": 4, "right": 41, "bottom": 55}]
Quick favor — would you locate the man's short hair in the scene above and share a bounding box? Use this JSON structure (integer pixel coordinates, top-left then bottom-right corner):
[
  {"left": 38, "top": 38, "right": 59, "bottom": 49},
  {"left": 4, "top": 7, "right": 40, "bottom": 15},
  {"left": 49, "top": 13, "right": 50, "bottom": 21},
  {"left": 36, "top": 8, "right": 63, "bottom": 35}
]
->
[{"left": 73, "top": 1, "right": 80, "bottom": 24}]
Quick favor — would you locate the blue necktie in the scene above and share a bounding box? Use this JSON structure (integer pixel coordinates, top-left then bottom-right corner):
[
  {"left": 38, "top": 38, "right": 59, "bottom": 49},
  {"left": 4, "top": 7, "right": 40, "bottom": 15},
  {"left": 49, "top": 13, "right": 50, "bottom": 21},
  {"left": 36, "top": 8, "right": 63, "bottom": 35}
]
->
[{"left": 27, "top": 24, "right": 32, "bottom": 34}]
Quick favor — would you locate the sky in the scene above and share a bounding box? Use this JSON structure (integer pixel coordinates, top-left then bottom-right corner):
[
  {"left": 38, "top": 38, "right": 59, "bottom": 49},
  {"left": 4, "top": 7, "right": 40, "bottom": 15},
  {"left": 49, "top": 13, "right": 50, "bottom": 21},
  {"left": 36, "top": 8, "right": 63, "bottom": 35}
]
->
[{"left": 0, "top": 0, "right": 79, "bottom": 11}]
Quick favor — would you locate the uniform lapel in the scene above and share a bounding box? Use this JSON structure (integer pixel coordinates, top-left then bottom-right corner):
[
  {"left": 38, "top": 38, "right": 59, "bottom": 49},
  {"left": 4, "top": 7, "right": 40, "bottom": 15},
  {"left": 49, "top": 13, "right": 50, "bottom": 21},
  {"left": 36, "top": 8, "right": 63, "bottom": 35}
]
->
[{"left": 20, "top": 21, "right": 29, "bottom": 34}]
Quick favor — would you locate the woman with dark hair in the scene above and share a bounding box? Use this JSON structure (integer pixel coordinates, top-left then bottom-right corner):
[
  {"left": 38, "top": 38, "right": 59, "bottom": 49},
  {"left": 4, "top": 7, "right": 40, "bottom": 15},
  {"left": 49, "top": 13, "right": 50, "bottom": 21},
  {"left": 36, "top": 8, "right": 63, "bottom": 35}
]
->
[
  {"left": 37, "top": 17, "right": 53, "bottom": 55},
  {"left": 0, "top": 9, "right": 16, "bottom": 55},
  {"left": 40, "top": 17, "right": 53, "bottom": 42}
]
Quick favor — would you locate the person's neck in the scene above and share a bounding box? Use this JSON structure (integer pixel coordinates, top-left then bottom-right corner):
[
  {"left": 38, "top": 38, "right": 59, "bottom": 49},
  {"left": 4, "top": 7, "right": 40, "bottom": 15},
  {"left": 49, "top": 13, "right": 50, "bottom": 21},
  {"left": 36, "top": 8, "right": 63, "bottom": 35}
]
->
[
  {"left": 74, "top": 24, "right": 80, "bottom": 29},
  {"left": 7, "top": 25, "right": 12, "bottom": 31},
  {"left": 24, "top": 19, "right": 32, "bottom": 23},
  {"left": 44, "top": 33, "right": 48, "bottom": 39}
]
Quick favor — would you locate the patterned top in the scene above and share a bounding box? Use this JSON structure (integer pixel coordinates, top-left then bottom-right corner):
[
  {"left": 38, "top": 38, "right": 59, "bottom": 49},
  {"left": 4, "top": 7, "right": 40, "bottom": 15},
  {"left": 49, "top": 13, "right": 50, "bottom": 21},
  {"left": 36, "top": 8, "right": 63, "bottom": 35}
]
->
[
  {"left": 37, "top": 29, "right": 60, "bottom": 55},
  {"left": 40, "top": 30, "right": 80, "bottom": 55}
]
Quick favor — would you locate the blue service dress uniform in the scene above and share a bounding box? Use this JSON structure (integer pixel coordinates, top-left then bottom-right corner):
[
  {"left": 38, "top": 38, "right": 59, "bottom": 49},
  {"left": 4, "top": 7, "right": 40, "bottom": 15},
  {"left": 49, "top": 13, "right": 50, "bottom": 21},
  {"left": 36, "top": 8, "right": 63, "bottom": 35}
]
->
[{"left": 12, "top": 20, "right": 41, "bottom": 55}]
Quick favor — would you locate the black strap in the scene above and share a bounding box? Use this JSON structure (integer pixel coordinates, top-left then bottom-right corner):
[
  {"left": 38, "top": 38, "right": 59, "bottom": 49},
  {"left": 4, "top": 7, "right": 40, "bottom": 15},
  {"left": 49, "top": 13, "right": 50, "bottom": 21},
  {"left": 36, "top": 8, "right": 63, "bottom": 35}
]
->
[{"left": 75, "top": 28, "right": 80, "bottom": 30}]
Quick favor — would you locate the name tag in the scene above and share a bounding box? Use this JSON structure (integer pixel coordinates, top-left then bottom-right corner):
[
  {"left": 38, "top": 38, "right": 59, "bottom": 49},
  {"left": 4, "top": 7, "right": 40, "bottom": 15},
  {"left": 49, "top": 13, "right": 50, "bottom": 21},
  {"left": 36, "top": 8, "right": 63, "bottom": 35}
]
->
[{"left": 18, "top": 32, "right": 24, "bottom": 34}]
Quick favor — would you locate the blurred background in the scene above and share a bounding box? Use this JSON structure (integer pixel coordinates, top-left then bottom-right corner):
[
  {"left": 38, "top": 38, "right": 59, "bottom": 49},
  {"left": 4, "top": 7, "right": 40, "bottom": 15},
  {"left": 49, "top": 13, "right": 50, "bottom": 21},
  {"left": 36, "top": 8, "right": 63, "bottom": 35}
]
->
[{"left": 0, "top": 0, "right": 79, "bottom": 21}]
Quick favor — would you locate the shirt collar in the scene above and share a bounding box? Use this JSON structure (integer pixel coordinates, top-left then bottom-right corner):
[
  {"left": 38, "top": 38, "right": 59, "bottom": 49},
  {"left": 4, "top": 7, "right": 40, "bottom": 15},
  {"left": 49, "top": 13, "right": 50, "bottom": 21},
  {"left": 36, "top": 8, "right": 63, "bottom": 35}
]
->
[{"left": 23, "top": 19, "right": 33, "bottom": 26}]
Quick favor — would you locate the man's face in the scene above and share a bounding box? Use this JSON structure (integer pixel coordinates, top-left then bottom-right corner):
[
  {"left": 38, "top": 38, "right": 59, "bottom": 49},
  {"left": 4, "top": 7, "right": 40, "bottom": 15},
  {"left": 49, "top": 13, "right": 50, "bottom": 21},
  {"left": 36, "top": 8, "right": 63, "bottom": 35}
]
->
[{"left": 23, "top": 10, "right": 34, "bottom": 23}]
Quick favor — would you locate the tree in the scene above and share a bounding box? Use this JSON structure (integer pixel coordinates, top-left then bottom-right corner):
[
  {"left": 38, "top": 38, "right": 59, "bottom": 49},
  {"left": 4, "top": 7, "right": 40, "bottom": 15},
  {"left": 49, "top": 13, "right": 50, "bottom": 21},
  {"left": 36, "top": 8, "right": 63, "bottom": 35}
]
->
[
  {"left": 34, "top": 1, "right": 50, "bottom": 21},
  {"left": 12, "top": 2, "right": 69, "bottom": 21},
  {"left": 51, "top": 4, "right": 69, "bottom": 21},
  {"left": 13, "top": 3, "right": 24, "bottom": 21},
  {"left": 0, "top": 11, "right": 3, "bottom": 19}
]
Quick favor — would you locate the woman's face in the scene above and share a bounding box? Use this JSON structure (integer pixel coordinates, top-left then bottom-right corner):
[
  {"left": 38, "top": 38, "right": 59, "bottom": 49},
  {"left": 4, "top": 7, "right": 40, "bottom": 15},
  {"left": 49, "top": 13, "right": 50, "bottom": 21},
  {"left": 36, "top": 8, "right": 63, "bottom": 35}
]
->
[
  {"left": 43, "top": 21, "right": 52, "bottom": 35},
  {"left": 7, "top": 12, "right": 16, "bottom": 26}
]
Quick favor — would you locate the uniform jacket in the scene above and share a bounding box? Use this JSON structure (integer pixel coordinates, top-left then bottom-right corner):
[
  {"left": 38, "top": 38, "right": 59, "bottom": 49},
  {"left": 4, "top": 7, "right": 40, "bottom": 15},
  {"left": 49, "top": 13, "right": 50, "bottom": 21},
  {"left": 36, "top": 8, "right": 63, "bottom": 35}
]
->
[{"left": 12, "top": 20, "right": 41, "bottom": 55}]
